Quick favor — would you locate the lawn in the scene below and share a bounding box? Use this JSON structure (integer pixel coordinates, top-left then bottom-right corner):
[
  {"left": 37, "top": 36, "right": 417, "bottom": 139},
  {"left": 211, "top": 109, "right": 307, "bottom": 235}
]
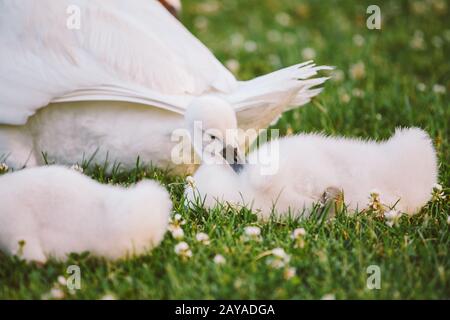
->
[{"left": 0, "top": 0, "right": 449, "bottom": 299}]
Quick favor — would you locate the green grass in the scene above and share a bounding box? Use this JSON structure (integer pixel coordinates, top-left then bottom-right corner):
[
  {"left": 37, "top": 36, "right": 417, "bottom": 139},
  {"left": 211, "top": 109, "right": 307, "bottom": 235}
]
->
[{"left": 0, "top": 0, "right": 449, "bottom": 299}]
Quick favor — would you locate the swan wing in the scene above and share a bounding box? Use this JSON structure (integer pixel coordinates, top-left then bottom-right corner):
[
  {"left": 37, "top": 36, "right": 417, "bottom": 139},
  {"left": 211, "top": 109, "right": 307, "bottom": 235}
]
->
[{"left": 0, "top": 0, "right": 236, "bottom": 125}]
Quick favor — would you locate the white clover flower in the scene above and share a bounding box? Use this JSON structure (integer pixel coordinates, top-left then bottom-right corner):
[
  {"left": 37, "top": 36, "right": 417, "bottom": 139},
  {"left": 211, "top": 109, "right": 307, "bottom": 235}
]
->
[
  {"left": 433, "top": 84, "right": 446, "bottom": 95},
  {"left": 242, "top": 226, "right": 262, "bottom": 242},
  {"left": 244, "top": 40, "right": 257, "bottom": 53},
  {"left": 267, "top": 30, "right": 282, "bottom": 43},
  {"left": 321, "top": 293, "right": 336, "bottom": 300},
  {"left": 230, "top": 33, "right": 245, "bottom": 48},
  {"left": 266, "top": 248, "right": 291, "bottom": 269},
  {"left": 352, "top": 88, "right": 365, "bottom": 98},
  {"left": 213, "top": 254, "right": 226, "bottom": 265},
  {"left": 50, "top": 287, "right": 65, "bottom": 300},
  {"left": 196, "top": 232, "right": 210, "bottom": 245},
  {"left": 447, "top": 216, "right": 450, "bottom": 225},
  {"left": 368, "top": 189, "right": 385, "bottom": 215},
  {"left": 174, "top": 241, "right": 192, "bottom": 259},
  {"left": 349, "top": 61, "right": 366, "bottom": 80},
  {"left": 301, "top": 47, "right": 316, "bottom": 60},
  {"left": 245, "top": 226, "right": 261, "bottom": 236},
  {"left": 225, "top": 59, "right": 240, "bottom": 74},
  {"left": 194, "top": 16, "right": 208, "bottom": 31},
  {"left": 0, "top": 162, "right": 9, "bottom": 173},
  {"left": 170, "top": 226, "right": 184, "bottom": 240},
  {"left": 331, "top": 69, "right": 345, "bottom": 83},
  {"left": 275, "top": 12, "right": 291, "bottom": 27},
  {"left": 186, "top": 176, "right": 196, "bottom": 189},
  {"left": 416, "top": 83, "right": 427, "bottom": 92},
  {"left": 291, "top": 228, "right": 306, "bottom": 239},
  {"left": 57, "top": 276, "right": 67, "bottom": 286},
  {"left": 169, "top": 213, "right": 186, "bottom": 228},
  {"left": 384, "top": 209, "right": 402, "bottom": 227},
  {"left": 340, "top": 92, "right": 351, "bottom": 104},
  {"left": 353, "top": 34, "right": 365, "bottom": 47},
  {"left": 410, "top": 30, "right": 426, "bottom": 50},
  {"left": 100, "top": 293, "right": 117, "bottom": 300},
  {"left": 70, "top": 164, "right": 83, "bottom": 173},
  {"left": 431, "top": 183, "right": 446, "bottom": 202},
  {"left": 283, "top": 267, "right": 296, "bottom": 280},
  {"left": 432, "top": 36, "right": 443, "bottom": 48}
]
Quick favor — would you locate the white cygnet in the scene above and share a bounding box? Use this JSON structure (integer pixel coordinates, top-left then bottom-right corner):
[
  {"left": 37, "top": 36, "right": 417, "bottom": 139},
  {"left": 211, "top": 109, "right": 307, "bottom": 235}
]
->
[
  {"left": 186, "top": 128, "right": 437, "bottom": 219},
  {"left": 0, "top": 166, "right": 171, "bottom": 263}
]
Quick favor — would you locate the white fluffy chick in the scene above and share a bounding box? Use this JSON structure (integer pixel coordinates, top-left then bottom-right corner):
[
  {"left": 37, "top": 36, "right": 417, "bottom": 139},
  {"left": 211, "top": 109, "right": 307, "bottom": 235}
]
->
[
  {"left": 0, "top": 166, "right": 171, "bottom": 263},
  {"left": 186, "top": 128, "right": 437, "bottom": 219}
]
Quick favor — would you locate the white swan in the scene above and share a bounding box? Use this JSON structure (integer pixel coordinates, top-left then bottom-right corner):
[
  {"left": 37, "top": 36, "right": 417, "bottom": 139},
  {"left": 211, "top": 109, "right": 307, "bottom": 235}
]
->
[
  {"left": 0, "top": 0, "right": 331, "bottom": 174},
  {"left": 186, "top": 128, "right": 438, "bottom": 219},
  {"left": 0, "top": 166, "right": 171, "bottom": 263}
]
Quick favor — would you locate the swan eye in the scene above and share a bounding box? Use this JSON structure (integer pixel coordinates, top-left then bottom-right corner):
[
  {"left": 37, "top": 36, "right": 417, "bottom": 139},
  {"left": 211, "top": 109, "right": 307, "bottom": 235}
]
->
[{"left": 210, "top": 135, "right": 217, "bottom": 140}]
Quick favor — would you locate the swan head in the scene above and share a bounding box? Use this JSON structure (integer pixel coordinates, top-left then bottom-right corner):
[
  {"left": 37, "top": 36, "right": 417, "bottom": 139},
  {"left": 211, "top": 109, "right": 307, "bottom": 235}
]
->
[{"left": 185, "top": 96, "right": 244, "bottom": 173}]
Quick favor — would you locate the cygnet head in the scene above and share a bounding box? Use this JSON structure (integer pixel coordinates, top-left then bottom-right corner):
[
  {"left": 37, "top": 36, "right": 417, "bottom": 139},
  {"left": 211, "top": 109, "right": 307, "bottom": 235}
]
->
[{"left": 185, "top": 96, "right": 244, "bottom": 173}]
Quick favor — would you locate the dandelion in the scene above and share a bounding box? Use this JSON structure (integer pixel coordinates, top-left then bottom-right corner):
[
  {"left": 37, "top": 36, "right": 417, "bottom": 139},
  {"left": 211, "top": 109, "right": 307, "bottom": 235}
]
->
[
  {"left": 242, "top": 226, "right": 262, "bottom": 242},
  {"left": 384, "top": 209, "right": 402, "bottom": 227},
  {"left": 213, "top": 254, "right": 226, "bottom": 265},
  {"left": 0, "top": 162, "right": 8, "bottom": 173},
  {"left": 353, "top": 34, "right": 365, "bottom": 47},
  {"left": 174, "top": 241, "right": 192, "bottom": 259},
  {"left": 431, "top": 183, "right": 446, "bottom": 202},
  {"left": 196, "top": 232, "right": 210, "bottom": 245},
  {"left": 275, "top": 12, "right": 291, "bottom": 27},
  {"left": 349, "top": 61, "right": 366, "bottom": 80},
  {"left": 266, "top": 248, "right": 291, "bottom": 269},
  {"left": 301, "top": 47, "right": 316, "bottom": 60},
  {"left": 291, "top": 228, "right": 306, "bottom": 248},
  {"left": 433, "top": 84, "right": 446, "bottom": 95},
  {"left": 225, "top": 59, "right": 240, "bottom": 74},
  {"left": 186, "top": 176, "right": 196, "bottom": 189},
  {"left": 283, "top": 267, "right": 296, "bottom": 280}
]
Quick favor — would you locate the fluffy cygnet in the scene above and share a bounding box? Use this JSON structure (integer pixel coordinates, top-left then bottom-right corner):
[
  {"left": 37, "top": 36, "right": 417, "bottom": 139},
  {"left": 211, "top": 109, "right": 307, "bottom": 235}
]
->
[
  {"left": 186, "top": 128, "right": 437, "bottom": 219},
  {"left": 0, "top": 166, "right": 171, "bottom": 263}
]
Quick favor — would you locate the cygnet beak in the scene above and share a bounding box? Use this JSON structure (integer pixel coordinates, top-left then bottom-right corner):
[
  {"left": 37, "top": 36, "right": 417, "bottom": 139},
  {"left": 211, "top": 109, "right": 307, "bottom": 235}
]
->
[{"left": 221, "top": 144, "right": 245, "bottom": 174}]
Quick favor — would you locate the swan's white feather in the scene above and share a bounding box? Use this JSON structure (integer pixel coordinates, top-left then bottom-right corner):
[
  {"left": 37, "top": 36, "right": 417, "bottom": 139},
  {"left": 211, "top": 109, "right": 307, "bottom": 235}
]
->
[
  {"left": 0, "top": 0, "right": 235, "bottom": 124},
  {"left": 0, "top": 0, "right": 330, "bottom": 136}
]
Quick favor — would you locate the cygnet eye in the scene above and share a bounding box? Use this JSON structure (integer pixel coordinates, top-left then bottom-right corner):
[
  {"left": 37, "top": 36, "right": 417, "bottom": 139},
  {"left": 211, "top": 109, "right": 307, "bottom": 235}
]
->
[{"left": 210, "top": 135, "right": 217, "bottom": 140}]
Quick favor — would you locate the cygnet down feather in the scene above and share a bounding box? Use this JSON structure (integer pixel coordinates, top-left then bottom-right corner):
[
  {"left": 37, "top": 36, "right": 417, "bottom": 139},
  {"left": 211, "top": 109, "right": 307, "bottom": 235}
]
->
[
  {"left": 186, "top": 128, "right": 437, "bottom": 219},
  {"left": 0, "top": 166, "right": 171, "bottom": 263}
]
